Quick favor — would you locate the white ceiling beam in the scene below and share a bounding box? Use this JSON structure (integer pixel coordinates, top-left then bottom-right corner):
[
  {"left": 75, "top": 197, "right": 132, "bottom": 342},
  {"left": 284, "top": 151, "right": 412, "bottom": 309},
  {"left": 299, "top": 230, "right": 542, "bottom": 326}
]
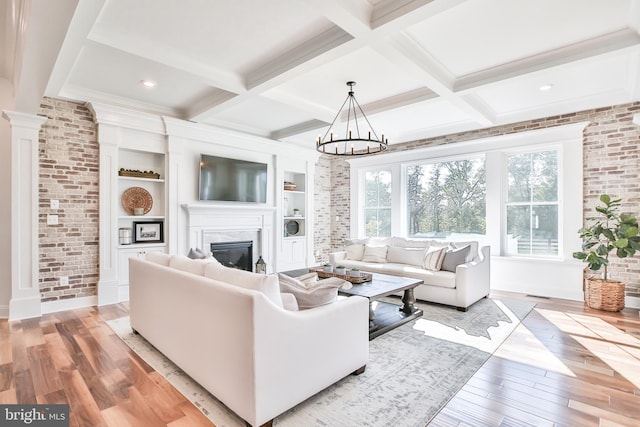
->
[
  {"left": 14, "top": 0, "right": 80, "bottom": 113},
  {"left": 45, "top": 0, "right": 106, "bottom": 97},
  {"left": 376, "top": 33, "right": 494, "bottom": 126},
  {"left": 371, "top": 0, "right": 469, "bottom": 30},
  {"left": 245, "top": 26, "right": 354, "bottom": 90},
  {"left": 270, "top": 119, "right": 329, "bottom": 140},
  {"left": 301, "top": 0, "right": 373, "bottom": 38},
  {"left": 454, "top": 29, "right": 640, "bottom": 92}
]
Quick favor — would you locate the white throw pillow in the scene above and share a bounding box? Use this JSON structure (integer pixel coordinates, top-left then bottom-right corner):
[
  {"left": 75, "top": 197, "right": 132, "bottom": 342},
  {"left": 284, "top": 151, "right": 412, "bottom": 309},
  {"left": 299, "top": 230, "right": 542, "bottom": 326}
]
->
[
  {"left": 423, "top": 246, "right": 447, "bottom": 271},
  {"left": 204, "top": 264, "right": 284, "bottom": 309},
  {"left": 362, "top": 245, "right": 388, "bottom": 263},
  {"left": 280, "top": 292, "right": 299, "bottom": 311},
  {"left": 386, "top": 246, "right": 425, "bottom": 267},
  {"left": 278, "top": 273, "right": 351, "bottom": 309},
  {"left": 145, "top": 252, "right": 171, "bottom": 266},
  {"left": 345, "top": 244, "right": 365, "bottom": 260}
]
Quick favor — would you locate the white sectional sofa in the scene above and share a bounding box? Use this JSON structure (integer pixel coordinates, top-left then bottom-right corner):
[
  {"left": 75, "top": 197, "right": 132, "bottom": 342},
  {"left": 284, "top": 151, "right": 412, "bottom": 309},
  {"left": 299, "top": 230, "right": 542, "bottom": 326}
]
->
[
  {"left": 129, "top": 254, "right": 369, "bottom": 427},
  {"left": 329, "top": 237, "right": 490, "bottom": 311}
]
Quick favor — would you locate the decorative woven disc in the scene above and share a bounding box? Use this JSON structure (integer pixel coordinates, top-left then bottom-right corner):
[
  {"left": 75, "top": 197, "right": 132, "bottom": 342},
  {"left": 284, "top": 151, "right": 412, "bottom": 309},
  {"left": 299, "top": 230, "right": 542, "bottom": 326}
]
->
[{"left": 121, "top": 187, "right": 153, "bottom": 215}]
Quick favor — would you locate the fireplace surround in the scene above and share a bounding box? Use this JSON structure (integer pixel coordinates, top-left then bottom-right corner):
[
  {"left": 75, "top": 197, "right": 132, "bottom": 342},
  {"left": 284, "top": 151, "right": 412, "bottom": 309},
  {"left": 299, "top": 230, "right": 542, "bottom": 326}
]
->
[{"left": 182, "top": 204, "right": 275, "bottom": 274}]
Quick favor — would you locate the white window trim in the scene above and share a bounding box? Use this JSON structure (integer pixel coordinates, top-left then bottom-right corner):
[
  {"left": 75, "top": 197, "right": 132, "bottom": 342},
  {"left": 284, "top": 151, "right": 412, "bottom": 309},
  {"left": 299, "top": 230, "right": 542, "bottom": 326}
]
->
[{"left": 348, "top": 121, "right": 588, "bottom": 261}]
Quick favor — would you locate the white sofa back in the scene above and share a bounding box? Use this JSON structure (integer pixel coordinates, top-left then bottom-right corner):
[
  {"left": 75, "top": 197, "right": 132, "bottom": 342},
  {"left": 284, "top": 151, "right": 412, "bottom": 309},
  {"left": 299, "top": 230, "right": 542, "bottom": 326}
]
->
[{"left": 129, "top": 257, "right": 369, "bottom": 426}]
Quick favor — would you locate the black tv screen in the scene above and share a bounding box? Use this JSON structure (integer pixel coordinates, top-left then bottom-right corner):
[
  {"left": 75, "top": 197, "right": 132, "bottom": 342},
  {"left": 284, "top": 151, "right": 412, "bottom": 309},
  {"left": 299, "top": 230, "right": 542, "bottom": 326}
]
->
[{"left": 199, "top": 154, "right": 268, "bottom": 203}]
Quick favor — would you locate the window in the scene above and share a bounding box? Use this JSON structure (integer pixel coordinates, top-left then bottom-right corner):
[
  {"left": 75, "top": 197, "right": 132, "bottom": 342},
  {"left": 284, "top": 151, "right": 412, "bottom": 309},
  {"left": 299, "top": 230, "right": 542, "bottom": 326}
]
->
[
  {"left": 506, "top": 150, "right": 559, "bottom": 256},
  {"left": 364, "top": 170, "right": 391, "bottom": 237},
  {"left": 406, "top": 158, "right": 485, "bottom": 238}
]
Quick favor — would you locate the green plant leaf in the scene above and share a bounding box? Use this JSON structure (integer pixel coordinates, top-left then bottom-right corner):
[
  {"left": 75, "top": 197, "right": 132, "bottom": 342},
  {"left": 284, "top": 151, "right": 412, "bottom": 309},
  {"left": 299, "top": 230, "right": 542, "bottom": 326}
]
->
[
  {"left": 600, "top": 194, "right": 611, "bottom": 205},
  {"left": 572, "top": 251, "right": 587, "bottom": 260},
  {"left": 596, "top": 245, "right": 609, "bottom": 256},
  {"left": 602, "top": 229, "right": 615, "bottom": 241},
  {"left": 614, "top": 238, "right": 628, "bottom": 248},
  {"left": 624, "top": 226, "right": 638, "bottom": 238}
]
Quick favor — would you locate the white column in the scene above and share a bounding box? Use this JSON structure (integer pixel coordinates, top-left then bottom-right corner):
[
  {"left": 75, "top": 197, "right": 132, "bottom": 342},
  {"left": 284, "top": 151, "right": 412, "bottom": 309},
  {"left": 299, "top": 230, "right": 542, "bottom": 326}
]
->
[
  {"left": 96, "top": 124, "right": 119, "bottom": 305},
  {"left": 2, "top": 111, "right": 47, "bottom": 320}
]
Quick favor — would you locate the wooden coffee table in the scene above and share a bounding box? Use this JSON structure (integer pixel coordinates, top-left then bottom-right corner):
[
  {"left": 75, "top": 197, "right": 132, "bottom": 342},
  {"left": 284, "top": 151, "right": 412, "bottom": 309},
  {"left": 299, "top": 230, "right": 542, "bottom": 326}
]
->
[{"left": 337, "top": 272, "right": 424, "bottom": 339}]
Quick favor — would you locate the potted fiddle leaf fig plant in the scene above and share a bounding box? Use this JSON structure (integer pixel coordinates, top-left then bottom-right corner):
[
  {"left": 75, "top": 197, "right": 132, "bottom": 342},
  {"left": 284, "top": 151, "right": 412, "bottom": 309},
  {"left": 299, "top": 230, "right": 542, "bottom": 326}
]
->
[{"left": 572, "top": 194, "right": 640, "bottom": 311}]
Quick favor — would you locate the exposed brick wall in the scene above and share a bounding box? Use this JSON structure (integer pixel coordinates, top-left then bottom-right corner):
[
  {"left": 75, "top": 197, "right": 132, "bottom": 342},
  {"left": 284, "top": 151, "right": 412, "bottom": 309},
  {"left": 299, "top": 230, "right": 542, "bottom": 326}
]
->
[
  {"left": 318, "top": 102, "right": 640, "bottom": 298},
  {"left": 38, "top": 98, "right": 99, "bottom": 302}
]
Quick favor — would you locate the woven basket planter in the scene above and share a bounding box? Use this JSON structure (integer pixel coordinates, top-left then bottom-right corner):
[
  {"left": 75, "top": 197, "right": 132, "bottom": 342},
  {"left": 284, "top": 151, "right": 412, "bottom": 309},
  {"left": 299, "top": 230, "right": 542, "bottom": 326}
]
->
[{"left": 585, "top": 278, "right": 625, "bottom": 312}]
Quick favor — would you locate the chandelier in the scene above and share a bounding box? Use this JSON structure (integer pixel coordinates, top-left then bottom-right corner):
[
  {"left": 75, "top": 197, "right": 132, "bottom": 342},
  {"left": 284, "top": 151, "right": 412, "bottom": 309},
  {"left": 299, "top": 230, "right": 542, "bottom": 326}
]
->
[{"left": 316, "top": 81, "right": 388, "bottom": 156}]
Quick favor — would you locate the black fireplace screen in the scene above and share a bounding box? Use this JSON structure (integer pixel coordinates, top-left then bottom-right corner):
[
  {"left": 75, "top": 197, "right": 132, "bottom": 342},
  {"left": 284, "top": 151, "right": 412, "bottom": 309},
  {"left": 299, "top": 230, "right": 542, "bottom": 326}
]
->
[{"left": 210, "top": 240, "right": 253, "bottom": 271}]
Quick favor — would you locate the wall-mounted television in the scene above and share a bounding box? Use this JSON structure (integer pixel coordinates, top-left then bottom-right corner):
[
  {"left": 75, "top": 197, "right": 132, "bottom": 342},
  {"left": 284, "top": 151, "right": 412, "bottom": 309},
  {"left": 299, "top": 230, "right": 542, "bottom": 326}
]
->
[{"left": 199, "top": 154, "right": 268, "bottom": 203}]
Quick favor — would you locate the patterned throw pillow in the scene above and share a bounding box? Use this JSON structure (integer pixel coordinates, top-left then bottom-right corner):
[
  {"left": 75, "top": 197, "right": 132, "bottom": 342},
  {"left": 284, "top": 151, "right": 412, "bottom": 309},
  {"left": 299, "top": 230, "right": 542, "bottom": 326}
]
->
[{"left": 423, "top": 246, "right": 447, "bottom": 271}]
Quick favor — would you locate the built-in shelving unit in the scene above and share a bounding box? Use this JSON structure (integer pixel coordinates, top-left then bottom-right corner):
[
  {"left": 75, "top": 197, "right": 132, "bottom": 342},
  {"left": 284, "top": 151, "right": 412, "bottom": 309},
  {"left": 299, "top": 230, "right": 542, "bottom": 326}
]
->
[
  {"left": 117, "top": 149, "right": 166, "bottom": 247},
  {"left": 277, "top": 160, "right": 314, "bottom": 271}
]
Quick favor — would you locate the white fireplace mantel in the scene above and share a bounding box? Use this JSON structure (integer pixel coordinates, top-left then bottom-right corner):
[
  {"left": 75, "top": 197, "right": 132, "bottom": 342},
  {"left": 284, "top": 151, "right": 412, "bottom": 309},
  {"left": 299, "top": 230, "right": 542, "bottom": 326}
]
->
[{"left": 182, "top": 204, "right": 277, "bottom": 272}]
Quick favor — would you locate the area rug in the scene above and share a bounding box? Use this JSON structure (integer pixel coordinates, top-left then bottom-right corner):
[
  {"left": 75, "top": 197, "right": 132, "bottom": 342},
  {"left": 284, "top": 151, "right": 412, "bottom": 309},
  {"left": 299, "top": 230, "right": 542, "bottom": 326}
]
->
[{"left": 106, "top": 297, "right": 534, "bottom": 427}]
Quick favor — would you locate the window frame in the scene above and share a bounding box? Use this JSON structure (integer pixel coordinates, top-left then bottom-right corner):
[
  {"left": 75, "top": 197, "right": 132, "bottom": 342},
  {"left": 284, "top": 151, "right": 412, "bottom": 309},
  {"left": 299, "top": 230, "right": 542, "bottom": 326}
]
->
[
  {"left": 503, "top": 146, "right": 562, "bottom": 258},
  {"left": 347, "top": 122, "right": 586, "bottom": 261}
]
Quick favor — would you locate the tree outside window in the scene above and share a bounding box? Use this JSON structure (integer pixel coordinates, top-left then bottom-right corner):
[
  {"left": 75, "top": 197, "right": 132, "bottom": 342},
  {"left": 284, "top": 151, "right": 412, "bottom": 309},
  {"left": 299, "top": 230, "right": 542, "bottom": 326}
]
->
[
  {"left": 506, "top": 150, "right": 558, "bottom": 256},
  {"left": 364, "top": 170, "right": 391, "bottom": 237},
  {"left": 406, "top": 158, "right": 485, "bottom": 238}
]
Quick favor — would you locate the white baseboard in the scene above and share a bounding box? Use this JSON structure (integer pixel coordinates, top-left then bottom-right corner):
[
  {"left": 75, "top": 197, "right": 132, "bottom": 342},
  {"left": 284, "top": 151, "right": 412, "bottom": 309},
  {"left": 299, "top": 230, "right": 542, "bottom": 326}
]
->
[
  {"left": 625, "top": 295, "right": 640, "bottom": 310},
  {"left": 0, "top": 305, "right": 8, "bottom": 319},
  {"left": 41, "top": 295, "right": 97, "bottom": 315}
]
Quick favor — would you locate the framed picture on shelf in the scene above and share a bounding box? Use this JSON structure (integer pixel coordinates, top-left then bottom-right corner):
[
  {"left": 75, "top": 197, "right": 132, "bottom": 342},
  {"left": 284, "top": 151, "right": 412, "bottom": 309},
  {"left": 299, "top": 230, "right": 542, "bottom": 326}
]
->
[{"left": 133, "top": 221, "right": 164, "bottom": 243}]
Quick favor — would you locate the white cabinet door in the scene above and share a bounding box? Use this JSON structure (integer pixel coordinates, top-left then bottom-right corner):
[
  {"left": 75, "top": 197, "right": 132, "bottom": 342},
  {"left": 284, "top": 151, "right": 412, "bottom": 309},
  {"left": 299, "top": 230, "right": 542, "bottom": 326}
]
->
[{"left": 280, "top": 238, "right": 306, "bottom": 270}]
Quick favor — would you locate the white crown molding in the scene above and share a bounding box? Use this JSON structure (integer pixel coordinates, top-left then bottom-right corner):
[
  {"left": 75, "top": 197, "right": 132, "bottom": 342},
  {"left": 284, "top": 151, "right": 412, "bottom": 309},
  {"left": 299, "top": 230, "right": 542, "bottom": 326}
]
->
[{"left": 87, "top": 102, "right": 166, "bottom": 134}]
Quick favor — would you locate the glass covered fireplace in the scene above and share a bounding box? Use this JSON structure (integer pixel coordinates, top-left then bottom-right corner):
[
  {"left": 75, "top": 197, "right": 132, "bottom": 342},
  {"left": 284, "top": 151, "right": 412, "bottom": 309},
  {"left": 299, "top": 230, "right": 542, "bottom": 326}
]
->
[{"left": 210, "top": 240, "right": 253, "bottom": 271}]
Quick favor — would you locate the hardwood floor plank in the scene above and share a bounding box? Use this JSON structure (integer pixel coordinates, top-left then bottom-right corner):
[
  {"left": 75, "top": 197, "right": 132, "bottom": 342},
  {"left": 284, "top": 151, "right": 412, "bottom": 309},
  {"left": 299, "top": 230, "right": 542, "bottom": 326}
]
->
[
  {"left": 58, "top": 369, "right": 107, "bottom": 426},
  {"left": 27, "top": 343, "right": 64, "bottom": 396},
  {"left": 167, "top": 401, "right": 215, "bottom": 427},
  {"left": 100, "top": 387, "right": 172, "bottom": 427}
]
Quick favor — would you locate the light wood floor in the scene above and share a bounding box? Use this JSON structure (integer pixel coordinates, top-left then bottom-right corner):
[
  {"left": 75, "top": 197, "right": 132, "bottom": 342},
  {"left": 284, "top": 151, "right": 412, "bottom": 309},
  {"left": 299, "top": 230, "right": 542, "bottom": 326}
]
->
[{"left": 1, "top": 292, "right": 639, "bottom": 426}]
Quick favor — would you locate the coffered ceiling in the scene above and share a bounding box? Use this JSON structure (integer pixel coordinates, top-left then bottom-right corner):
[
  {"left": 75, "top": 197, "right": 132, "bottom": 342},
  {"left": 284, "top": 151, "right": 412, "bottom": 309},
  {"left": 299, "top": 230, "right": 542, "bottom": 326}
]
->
[{"left": 4, "top": 0, "right": 640, "bottom": 148}]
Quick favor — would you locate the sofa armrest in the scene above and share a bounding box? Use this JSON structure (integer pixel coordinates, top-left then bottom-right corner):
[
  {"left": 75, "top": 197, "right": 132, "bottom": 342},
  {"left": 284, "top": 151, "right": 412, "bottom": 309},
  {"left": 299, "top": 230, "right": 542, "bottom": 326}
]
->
[
  {"left": 454, "top": 245, "right": 491, "bottom": 308},
  {"left": 329, "top": 251, "right": 347, "bottom": 264},
  {"left": 253, "top": 295, "right": 369, "bottom": 424}
]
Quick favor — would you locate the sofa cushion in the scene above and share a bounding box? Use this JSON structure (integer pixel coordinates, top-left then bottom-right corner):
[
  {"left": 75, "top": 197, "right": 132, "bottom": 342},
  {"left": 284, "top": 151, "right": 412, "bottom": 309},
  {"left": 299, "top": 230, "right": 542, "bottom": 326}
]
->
[
  {"left": 169, "top": 255, "right": 212, "bottom": 275},
  {"left": 362, "top": 245, "right": 388, "bottom": 263},
  {"left": 423, "top": 246, "right": 447, "bottom": 271},
  {"left": 441, "top": 245, "right": 471, "bottom": 272},
  {"left": 204, "top": 264, "right": 284, "bottom": 309},
  {"left": 386, "top": 246, "right": 425, "bottom": 267},
  {"left": 392, "top": 237, "right": 430, "bottom": 249},
  {"left": 345, "top": 244, "right": 365, "bottom": 261},
  {"left": 278, "top": 273, "right": 351, "bottom": 309},
  {"left": 145, "top": 251, "right": 171, "bottom": 266}
]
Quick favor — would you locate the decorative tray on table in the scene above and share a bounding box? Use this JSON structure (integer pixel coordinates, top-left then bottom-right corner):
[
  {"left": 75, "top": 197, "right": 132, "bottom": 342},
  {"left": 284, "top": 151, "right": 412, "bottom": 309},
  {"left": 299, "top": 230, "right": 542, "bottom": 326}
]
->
[{"left": 311, "top": 268, "right": 372, "bottom": 284}]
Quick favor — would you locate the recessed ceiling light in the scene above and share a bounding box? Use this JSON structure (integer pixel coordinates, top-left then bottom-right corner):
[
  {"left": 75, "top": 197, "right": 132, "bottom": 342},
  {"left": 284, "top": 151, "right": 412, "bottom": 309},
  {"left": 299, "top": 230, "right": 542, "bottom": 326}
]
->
[
  {"left": 140, "top": 80, "right": 157, "bottom": 88},
  {"left": 539, "top": 84, "right": 554, "bottom": 91}
]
